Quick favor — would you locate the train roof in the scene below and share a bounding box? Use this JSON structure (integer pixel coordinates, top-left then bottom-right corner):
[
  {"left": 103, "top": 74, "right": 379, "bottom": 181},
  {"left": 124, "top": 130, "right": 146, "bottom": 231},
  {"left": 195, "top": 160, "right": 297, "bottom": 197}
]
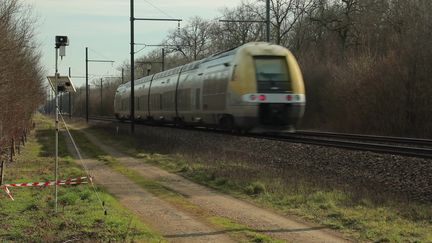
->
[{"left": 117, "top": 42, "right": 273, "bottom": 90}]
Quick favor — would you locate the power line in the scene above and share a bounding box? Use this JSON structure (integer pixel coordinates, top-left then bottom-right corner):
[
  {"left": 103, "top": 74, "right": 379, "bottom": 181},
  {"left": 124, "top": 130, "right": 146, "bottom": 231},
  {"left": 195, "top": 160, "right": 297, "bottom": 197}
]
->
[
  {"left": 88, "top": 48, "right": 114, "bottom": 63},
  {"left": 142, "top": 0, "right": 175, "bottom": 19}
]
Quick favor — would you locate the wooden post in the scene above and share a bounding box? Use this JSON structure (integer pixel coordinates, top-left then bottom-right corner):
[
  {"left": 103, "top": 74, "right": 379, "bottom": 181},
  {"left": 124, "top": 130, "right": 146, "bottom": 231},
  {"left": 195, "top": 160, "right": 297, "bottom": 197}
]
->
[{"left": 0, "top": 159, "right": 5, "bottom": 186}]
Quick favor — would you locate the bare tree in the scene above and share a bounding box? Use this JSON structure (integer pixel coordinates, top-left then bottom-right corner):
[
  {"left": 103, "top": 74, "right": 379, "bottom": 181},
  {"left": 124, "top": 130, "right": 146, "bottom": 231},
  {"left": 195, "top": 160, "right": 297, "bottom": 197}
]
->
[
  {"left": 165, "top": 17, "right": 213, "bottom": 61},
  {"left": 211, "top": 3, "right": 264, "bottom": 51},
  {"left": 0, "top": 0, "right": 44, "bottom": 156}
]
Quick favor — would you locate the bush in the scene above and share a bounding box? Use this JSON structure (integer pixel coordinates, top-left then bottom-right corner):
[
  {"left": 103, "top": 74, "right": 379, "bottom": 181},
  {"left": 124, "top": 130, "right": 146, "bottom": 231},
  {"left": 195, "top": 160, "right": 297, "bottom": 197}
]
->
[
  {"left": 245, "top": 182, "right": 266, "bottom": 195},
  {"left": 59, "top": 193, "right": 79, "bottom": 207}
]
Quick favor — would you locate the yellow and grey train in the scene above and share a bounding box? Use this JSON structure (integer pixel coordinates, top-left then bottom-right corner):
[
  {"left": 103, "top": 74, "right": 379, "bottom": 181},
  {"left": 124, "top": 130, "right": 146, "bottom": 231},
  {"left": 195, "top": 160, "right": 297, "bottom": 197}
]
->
[{"left": 114, "top": 42, "right": 306, "bottom": 132}]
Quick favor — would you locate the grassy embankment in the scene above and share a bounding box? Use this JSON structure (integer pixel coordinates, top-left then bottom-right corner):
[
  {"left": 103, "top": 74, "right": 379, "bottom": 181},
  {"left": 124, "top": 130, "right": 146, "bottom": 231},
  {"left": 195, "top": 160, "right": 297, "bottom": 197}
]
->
[
  {"left": 78, "top": 123, "right": 432, "bottom": 243},
  {"left": 0, "top": 114, "right": 162, "bottom": 242},
  {"left": 67, "top": 124, "right": 283, "bottom": 243}
]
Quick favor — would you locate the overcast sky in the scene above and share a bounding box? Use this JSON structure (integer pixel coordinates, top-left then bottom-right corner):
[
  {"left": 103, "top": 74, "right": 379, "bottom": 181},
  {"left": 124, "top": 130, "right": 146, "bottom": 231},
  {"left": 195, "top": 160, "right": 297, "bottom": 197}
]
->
[{"left": 22, "top": 0, "right": 244, "bottom": 87}]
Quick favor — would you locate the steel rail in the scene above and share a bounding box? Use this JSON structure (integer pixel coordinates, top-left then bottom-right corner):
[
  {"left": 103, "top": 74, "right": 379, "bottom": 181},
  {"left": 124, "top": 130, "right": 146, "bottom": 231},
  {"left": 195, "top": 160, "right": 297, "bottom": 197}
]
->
[
  {"left": 296, "top": 130, "right": 432, "bottom": 146},
  {"left": 85, "top": 116, "right": 432, "bottom": 158},
  {"left": 275, "top": 134, "right": 432, "bottom": 159}
]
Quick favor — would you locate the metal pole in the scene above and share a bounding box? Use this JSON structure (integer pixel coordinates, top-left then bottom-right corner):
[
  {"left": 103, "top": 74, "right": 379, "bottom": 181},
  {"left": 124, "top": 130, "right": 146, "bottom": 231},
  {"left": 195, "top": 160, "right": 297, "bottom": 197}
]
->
[
  {"left": 266, "top": 0, "right": 270, "bottom": 42},
  {"left": 69, "top": 94, "right": 71, "bottom": 119},
  {"left": 69, "top": 68, "right": 72, "bottom": 119},
  {"left": 162, "top": 48, "right": 165, "bottom": 71},
  {"left": 54, "top": 47, "right": 59, "bottom": 213},
  {"left": 130, "top": 0, "right": 135, "bottom": 133},
  {"left": 48, "top": 89, "right": 51, "bottom": 114},
  {"left": 79, "top": 88, "right": 82, "bottom": 116},
  {"left": 60, "top": 93, "right": 63, "bottom": 114},
  {"left": 85, "top": 47, "right": 89, "bottom": 123},
  {"left": 121, "top": 68, "right": 124, "bottom": 84},
  {"left": 100, "top": 78, "right": 103, "bottom": 116}
]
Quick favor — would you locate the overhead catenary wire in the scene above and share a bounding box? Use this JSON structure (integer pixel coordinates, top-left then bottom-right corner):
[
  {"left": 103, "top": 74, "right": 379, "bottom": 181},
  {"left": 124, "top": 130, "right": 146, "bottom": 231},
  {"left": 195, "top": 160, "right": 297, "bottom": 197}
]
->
[
  {"left": 88, "top": 48, "right": 117, "bottom": 77},
  {"left": 142, "top": 0, "right": 176, "bottom": 19},
  {"left": 88, "top": 48, "right": 114, "bottom": 63},
  {"left": 59, "top": 113, "right": 108, "bottom": 215}
]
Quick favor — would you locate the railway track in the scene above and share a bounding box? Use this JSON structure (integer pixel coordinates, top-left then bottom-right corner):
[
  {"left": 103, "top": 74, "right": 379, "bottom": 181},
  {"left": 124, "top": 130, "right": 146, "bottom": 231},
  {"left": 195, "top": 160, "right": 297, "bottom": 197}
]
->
[
  {"left": 270, "top": 132, "right": 432, "bottom": 159},
  {"left": 87, "top": 116, "right": 432, "bottom": 159}
]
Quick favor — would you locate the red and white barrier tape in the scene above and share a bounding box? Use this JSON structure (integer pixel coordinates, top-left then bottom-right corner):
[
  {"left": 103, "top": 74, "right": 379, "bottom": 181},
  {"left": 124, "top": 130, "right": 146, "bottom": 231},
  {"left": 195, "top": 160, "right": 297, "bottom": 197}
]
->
[{"left": 1, "top": 176, "right": 92, "bottom": 201}]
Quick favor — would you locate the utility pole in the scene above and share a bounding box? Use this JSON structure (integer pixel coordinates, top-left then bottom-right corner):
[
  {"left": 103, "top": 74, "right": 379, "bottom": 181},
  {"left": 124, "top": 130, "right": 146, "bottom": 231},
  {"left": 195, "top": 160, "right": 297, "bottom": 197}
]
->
[
  {"left": 85, "top": 47, "right": 114, "bottom": 122},
  {"left": 60, "top": 92, "right": 63, "bottom": 114},
  {"left": 85, "top": 47, "right": 89, "bottom": 123},
  {"left": 121, "top": 68, "right": 124, "bottom": 84},
  {"left": 130, "top": 0, "right": 135, "bottom": 133},
  {"left": 68, "top": 67, "right": 72, "bottom": 119},
  {"left": 100, "top": 78, "right": 103, "bottom": 116},
  {"left": 130, "top": 0, "right": 182, "bottom": 133},
  {"left": 162, "top": 48, "right": 165, "bottom": 71}
]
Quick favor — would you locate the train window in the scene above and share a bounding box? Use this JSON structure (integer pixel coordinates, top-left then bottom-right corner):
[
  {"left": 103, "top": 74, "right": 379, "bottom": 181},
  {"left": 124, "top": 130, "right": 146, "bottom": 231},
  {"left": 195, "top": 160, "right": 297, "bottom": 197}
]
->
[
  {"left": 254, "top": 56, "right": 291, "bottom": 93},
  {"left": 254, "top": 57, "right": 290, "bottom": 82}
]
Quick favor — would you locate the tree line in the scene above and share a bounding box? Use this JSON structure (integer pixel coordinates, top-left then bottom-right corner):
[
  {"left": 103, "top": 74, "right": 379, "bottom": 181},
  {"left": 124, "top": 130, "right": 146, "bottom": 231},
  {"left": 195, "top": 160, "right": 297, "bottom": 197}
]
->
[
  {"left": 0, "top": 0, "right": 44, "bottom": 165},
  {"left": 66, "top": 0, "right": 432, "bottom": 137}
]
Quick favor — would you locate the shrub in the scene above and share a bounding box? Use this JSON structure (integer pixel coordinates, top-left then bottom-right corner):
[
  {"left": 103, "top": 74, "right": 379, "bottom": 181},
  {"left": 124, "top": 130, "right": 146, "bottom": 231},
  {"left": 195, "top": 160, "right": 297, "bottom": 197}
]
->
[{"left": 245, "top": 182, "right": 266, "bottom": 195}]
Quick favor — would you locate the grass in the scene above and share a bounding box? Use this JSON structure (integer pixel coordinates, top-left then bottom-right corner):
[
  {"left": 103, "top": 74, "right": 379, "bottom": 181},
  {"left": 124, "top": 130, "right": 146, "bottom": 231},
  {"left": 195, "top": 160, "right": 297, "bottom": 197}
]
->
[
  {"left": 0, "top": 114, "right": 163, "bottom": 242},
  {"left": 186, "top": 168, "right": 432, "bottom": 242},
  {"left": 66, "top": 124, "right": 283, "bottom": 243},
  {"left": 78, "top": 122, "right": 432, "bottom": 243}
]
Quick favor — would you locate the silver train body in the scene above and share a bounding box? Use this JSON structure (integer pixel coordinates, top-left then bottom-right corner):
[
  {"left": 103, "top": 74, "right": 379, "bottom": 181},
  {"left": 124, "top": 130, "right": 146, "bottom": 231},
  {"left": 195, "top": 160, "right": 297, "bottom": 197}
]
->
[{"left": 114, "top": 42, "right": 306, "bottom": 132}]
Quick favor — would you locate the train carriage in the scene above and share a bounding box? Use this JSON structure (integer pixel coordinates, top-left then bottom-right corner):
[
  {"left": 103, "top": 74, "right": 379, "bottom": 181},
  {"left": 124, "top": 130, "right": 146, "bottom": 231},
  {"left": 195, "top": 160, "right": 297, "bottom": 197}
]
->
[{"left": 114, "top": 42, "right": 306, "bottom": 132}]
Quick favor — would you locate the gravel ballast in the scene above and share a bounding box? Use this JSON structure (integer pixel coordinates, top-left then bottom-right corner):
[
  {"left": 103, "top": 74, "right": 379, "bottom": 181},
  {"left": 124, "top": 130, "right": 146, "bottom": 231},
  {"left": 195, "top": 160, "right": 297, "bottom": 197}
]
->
[{"left": 95, "top": 121, "right": 432, "bottom": 203}]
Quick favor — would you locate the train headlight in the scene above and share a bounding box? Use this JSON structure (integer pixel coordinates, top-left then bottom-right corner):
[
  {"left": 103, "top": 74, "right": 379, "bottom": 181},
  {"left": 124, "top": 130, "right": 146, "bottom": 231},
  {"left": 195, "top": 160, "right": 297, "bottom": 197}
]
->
[
  {"left": 250, "top": 95, "right": 256, "bottom": 101},
  {"left": 258, "top": 95, "right": 266, "bottom": 101},
  {"left": 286, "top": 95, "right": 292, "bottom": 101}
]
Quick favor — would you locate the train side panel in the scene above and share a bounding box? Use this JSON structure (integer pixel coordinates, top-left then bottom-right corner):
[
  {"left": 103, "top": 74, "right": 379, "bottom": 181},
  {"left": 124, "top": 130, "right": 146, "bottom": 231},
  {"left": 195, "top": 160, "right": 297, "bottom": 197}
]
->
[
  {"left": 148, "top": 69, "right": 179, "bottom": 122},
  {"left": 198, "top": 54, "right": 235, "bottom": 125},
  {"left": 176, "top": 63, "right": 204, "bottom": 123}
]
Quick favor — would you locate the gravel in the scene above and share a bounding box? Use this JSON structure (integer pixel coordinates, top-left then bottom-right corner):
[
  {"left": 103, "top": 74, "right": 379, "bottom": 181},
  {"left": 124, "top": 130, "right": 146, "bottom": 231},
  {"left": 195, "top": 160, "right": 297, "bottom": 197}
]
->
[{"left": 95, "top": 121, "right": 432, "bottom": 203}]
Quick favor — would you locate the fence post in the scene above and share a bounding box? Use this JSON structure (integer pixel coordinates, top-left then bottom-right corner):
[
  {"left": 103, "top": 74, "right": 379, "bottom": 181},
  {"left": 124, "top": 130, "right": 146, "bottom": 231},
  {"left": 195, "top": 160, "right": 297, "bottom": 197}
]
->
[{"left": 0, "top": 159, "right": 5, "bottom": 186}]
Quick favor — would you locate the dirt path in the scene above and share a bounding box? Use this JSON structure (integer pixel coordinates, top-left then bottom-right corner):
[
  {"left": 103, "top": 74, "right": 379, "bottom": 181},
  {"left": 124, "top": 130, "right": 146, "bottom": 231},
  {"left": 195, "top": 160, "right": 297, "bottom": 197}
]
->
[
  {"left": 81, "top": 130, "right": 350, "bottom": 243},
  {"left": 64, "top": 132, "right": 235, "bottom": 243}
]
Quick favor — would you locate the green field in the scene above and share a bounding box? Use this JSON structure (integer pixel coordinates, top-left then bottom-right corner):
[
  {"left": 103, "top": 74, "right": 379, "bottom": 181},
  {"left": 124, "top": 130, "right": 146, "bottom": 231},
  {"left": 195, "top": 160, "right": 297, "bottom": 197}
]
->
[{"left": 0, "top": 114, "right": 162, "bottom": 242}]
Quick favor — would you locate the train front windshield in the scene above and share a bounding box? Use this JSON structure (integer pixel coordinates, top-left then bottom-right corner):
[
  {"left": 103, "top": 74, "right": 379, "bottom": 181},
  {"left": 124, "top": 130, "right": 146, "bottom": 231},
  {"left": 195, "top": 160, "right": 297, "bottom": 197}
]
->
[{"left": 254, "top": 57, "right": 291, "bottom": 93}]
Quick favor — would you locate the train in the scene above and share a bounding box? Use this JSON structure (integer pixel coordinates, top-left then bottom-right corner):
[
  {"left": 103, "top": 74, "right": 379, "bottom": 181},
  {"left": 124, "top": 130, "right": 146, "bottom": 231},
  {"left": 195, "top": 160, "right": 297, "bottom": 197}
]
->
[{"left": 114, "top": 42, "right": 306, "bottom": 132}]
